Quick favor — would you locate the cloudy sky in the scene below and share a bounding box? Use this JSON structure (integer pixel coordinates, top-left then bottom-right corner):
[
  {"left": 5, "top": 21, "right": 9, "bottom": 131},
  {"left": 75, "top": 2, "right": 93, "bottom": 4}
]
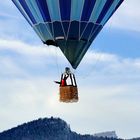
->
[{"left": 0, "top": 0, "right": 140, "bottom": 139}]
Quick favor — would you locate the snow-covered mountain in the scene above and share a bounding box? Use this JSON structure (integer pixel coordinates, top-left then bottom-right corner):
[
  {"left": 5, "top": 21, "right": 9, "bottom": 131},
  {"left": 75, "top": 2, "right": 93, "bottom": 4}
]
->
[
  {"left": 94, "top": 131, "right": 118, "bottom": 139},
  {"left": 0, "top": 117, "right": 134, "bottom": 140}
]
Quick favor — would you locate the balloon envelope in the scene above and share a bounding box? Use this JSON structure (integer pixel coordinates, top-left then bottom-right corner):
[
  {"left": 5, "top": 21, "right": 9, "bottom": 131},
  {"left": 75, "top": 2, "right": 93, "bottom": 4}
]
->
[{"left": 12, "top": 0, "right": 124, "bottom": 69}]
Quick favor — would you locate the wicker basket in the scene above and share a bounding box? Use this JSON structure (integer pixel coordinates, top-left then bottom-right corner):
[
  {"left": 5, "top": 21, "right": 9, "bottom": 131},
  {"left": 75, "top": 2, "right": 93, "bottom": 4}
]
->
[{"left": 59, "top": 86, "right": 78, "bottom": 103}]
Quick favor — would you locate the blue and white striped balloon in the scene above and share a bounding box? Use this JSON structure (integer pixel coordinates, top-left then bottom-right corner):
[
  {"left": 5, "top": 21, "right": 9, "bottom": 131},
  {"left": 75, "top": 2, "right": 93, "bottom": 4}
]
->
[{"left": 12, "top": 0, "right": 124, "bottom": 69}]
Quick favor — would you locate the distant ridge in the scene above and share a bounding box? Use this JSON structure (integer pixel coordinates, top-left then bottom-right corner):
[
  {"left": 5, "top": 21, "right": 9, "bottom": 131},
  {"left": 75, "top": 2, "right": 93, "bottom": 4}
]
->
[
  {"left": 0, "top": 117, "right": 123, "bottom": 140},
  {"left": 94, "top": 131, "right": 117, "bottom": 139}
]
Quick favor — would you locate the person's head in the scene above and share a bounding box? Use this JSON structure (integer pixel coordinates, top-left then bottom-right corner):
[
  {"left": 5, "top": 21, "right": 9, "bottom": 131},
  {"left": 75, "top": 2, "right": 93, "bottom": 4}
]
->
[{"left": 65, "top": 67, "right": 70, "bottom": 74}]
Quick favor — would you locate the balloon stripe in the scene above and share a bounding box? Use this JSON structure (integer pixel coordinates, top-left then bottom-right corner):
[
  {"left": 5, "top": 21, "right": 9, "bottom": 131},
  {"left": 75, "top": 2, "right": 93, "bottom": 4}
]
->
[
  {"left": 35, "top": 0, "right": 51, "bottom": 22},
  {"left": 97, "top": 0, "right": 114, "bottom": 23},
  {"left": 89, "top": 0, "right": 107, "bottom": 23},
  {"left": 47, "top": 0, "right": 61, "bottom": 21},
  {"left": 59, "top": 0, "right": 71, "bottom": 21},
  {"left": 81, "top": 0, "right": 96, "bottom": 21},
  {"left": 12, "top": 0, "right": 32, "bottom": 25},
  {"left": 18, "top": 0, "right": 36, "bottom": 24},
  {"left": 71, "top": 0, "right": 84, "bottom": 21},
  {"left": 25, "top": 0, "right": 44, "bottom": 23}
]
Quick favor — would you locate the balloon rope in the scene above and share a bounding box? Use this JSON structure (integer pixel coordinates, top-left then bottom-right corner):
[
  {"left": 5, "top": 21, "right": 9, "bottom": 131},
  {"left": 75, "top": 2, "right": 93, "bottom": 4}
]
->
[
  {"left": 80, "top": 50, "right": 104, "bottom": 79},
  {"left": 54, "top": 47, "right": 62, "bottom": 77}
]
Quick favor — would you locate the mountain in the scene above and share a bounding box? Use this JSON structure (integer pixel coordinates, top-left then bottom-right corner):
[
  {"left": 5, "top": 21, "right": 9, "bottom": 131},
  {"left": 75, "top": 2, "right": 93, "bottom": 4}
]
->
[
  {"left": 0, "top": 117, "right": 122, "bottom": 140},
  {"left": 130, "top": 138, "right": 140, "bottom": 140},
  {"left": 94, "top": 131, "right": 118, "bottom": 139}
]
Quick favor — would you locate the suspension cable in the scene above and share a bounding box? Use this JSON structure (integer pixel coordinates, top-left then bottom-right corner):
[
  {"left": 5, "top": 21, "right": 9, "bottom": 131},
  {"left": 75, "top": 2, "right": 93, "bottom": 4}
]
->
[{"left": 77, "top": 1, "right": 117, "bottom": 79}]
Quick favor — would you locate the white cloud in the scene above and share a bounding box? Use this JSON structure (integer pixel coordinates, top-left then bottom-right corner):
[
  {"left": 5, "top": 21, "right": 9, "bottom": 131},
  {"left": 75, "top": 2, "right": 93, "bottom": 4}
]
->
[
  {"left": 0, "top": 39, "right": 64, "bottom": 57},
  {"left": 0, "top": 56, "right": 28, "bottom": 77},
  {"left": 0, "top": 39, "right": 140, "bottom": 138},
  {"left": 107, "top": 0, "right": 140, "bottom": 32},
  {"left": 1, "top": 38, "right": 140, "bottom": 78},
  {"left": 0, "top": 39, "right": 68, "bottom": 74}
]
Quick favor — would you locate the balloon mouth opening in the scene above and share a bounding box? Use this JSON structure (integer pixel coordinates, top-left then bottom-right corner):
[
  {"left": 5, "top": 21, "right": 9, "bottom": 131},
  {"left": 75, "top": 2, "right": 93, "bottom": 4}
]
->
[
  {"left": 45, "top": 40, "right": 58, "bottom": 46},
  {"left": 45, "top": 36, "right": 65, "bottom": 47}
]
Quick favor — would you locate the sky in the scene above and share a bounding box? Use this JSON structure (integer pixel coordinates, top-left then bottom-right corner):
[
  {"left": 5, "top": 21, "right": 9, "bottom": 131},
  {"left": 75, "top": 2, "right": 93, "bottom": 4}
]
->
[{"left": 0, "top": 0, "right": 140, "bottom": 139}]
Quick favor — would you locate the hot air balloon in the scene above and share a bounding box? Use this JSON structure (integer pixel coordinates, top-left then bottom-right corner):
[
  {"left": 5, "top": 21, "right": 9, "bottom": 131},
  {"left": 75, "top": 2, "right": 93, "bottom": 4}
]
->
[{"left": 12, "top": 0, "right": 124, "bottom": 102}]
